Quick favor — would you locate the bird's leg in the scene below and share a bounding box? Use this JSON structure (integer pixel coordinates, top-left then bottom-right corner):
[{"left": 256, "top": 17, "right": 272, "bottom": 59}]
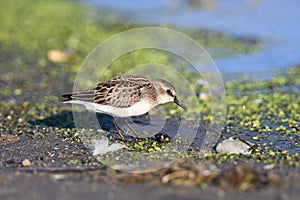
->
[
  {"left": 112, "top": 118, "right": 125, "bottom": 140},
  {"left": 123, "top": 118, "right": 140, "bottom": 138}
]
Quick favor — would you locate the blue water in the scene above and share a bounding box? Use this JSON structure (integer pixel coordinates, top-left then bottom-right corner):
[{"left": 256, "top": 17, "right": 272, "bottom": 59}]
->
[{"left": 87, "top": 0, "right": 300, "bottom": 75}]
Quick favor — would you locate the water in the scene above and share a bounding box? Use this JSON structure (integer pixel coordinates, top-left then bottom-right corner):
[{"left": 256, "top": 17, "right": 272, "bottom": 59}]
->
[{"left": 87, "top": 0, "right": 300, "bottom": 75}]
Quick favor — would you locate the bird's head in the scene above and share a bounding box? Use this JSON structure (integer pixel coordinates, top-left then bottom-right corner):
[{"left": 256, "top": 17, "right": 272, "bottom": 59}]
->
[{"left": 153, "top": 79, "right": 188, "bottom": 111}]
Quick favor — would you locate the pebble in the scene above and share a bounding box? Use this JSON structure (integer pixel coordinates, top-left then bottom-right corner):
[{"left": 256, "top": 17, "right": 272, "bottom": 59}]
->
[
  {"left": 47, "top": 48, "right": 72, "bottom": 63},
  {"left": 22, "top": 159, "right": 31, "bottom": 167},
  {"left": 216, "top": 138, "right": 254, "bottom": 155},
  {"left": 92, "top": 138, "right": 126, "bottom": 155}
]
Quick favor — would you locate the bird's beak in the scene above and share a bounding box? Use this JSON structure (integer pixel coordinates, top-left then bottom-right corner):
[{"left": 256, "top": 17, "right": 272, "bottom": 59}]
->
[{"left": 174, "top": 96, "right": 188, "bottom": 111}]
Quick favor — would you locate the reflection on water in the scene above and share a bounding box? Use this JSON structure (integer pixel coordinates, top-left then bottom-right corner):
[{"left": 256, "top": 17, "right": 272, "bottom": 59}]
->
[{"left": 87, "top": 0, "right": 300, "bottom": 76}]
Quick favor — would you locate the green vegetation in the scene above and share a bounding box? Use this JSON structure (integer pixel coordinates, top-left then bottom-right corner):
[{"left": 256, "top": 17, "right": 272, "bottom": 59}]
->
[{"left": 0, "top": 0, "right": 259, "bottom": 88}]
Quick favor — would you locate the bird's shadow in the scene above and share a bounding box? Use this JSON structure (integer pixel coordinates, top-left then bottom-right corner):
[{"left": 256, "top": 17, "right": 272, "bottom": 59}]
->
[
  {"left": 29, "top": 109, "right": 167, "bottom": 131},
  {"left": 29, "top": 109, "right": 182, "bottom": 139},
  {"left": 29, "top": 110, "right": 115, "bottom": 132}
]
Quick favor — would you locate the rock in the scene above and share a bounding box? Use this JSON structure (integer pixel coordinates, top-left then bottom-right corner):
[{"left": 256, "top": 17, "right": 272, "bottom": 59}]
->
[
  {"left": 92, "top": 138, "right": 126, "bottom": 155},
  {"left": 47, "top": 48, "right": 72, "bottom": 63},
  {"left": 216, "top": 138, "right": 257, "bottom": 155},
  {"left": 22, "top": 159, "right": 31, "bottom": 167},
  {"left": 199, "top": 92, "right": 209, "bottom": 100}
]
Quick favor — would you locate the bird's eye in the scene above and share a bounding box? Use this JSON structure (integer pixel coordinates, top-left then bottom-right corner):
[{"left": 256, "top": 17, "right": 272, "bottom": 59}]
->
[{"left": 166, "top": 89, "right": 173, "bottom": 96}]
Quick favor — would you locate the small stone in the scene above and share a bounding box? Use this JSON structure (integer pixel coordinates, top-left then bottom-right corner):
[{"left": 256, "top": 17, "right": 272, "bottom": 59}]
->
[
  {"left": 216, "top": 138, "right": 254, "bottom": 155},
  {"left": 199, "top": 92, "right": 209, "bottom": 100},
  {"left": 47, "top": 48, "right": 72, "bottom": 63},
  {"left": 263, "top": 164, "right": 275, "bottom": 170},
  {"left": 254, "top": 98, "right": 263, "bottom": 104},
  {"left": 51, "top": 174, "right": 67, "bottom": 180},
  {"left": 92, "top": 138, "right": 126, "bottom": 155},
  {"left": 22, "top": 159, "right": 31, "bottom": 167}
]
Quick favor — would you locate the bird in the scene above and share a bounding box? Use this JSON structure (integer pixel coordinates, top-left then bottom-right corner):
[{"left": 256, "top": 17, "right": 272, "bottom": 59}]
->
[{"left": 62, "top": 75, "right": 188, "bottom": 140}]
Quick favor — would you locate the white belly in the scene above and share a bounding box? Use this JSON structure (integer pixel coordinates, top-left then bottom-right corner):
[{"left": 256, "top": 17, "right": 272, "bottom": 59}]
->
[{"left": 64, "top": 100, "right": 157, "bottom": 117}]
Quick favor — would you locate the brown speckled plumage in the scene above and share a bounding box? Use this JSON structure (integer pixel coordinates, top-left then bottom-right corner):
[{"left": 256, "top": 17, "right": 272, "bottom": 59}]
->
[{"left": 62, "top": 75, "right": 157, "bottom": 107}]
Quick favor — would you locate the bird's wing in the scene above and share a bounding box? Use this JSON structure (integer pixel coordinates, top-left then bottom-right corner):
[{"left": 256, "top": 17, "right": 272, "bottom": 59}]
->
[
  {"left": 62, "top": 75, "right": 153, "bottom": 108},
  {"left": 94, "top": 76, "right": 152, "bottom": 107}
]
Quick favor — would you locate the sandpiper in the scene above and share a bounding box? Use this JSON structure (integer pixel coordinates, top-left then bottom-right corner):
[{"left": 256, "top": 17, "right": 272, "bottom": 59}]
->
[{"left": 62, "top": 75, "right": 188, "bottom": 140}]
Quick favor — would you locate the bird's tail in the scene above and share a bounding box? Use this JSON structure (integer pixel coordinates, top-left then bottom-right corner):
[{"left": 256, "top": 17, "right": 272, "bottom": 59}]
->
[{"left": 61, "top": 93, "right": 73, "bottom": 102}]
